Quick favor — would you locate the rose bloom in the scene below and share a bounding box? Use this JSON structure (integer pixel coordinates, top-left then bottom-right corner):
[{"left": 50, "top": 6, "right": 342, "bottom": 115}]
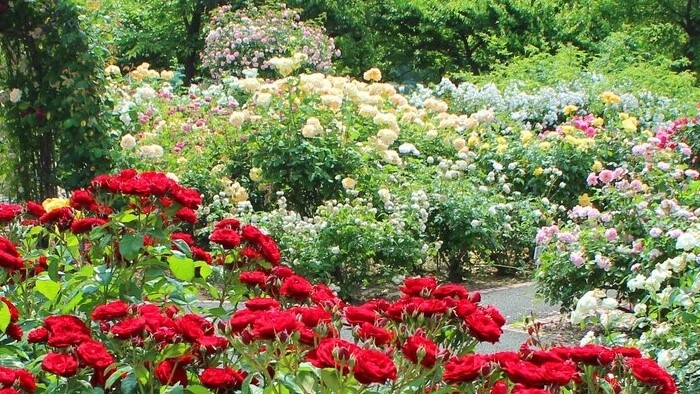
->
[
  {"left": 307, "top": 338, "right": 360, "bottom": 373},
  {"left": 41, "top": 352, "right": 78, "bottom": 377},
  {"left": 120, "top": 134, "right": 137, "bottom": 150},
  {"left": 91, "top": 300, "right": 130, "bottom": 321},
  {"left": 76, "top": 340, "right": 115, "bottom": 369},
  {"left": 363, "top": 68, "right": 382, "bottom": 82},
  {"left": 280, "top": 275, "right": 314, "bottom": 300},
  {"left": 199, "top": 367, "right": 245, "bottom": 390},
  {"left": 357, "top": 322, "right": 395, "bottom": 346},
  {"left": 399, "top": 276, "right": 437, "bottom": 296},
  {"left": 352, "top": 348, "right": 397, "bottom": 384},
  {"left": 154, "top": 359, "right": 188, "bottom": 386},
  {"left": 442, "top": 354, "right": 490, "bottom": 384},
  {"left": 402, "top": 334, "right": 438, "bottom": 367}
]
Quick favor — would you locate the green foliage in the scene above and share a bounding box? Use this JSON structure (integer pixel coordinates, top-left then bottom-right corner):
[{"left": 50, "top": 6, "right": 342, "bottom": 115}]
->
[{"left": 0, "top": 1, "right": 113, "bottom": 200}]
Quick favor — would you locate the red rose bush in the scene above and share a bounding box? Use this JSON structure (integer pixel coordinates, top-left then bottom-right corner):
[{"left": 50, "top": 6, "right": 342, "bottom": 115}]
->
[{"left": 0, "top": 169, "right": 678, "bottom": 392}]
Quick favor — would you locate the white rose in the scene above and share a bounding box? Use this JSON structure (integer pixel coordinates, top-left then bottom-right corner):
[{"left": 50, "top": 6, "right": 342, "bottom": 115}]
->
[
  {"left": 120, "top": 134, "right": 137, "bottom": 150},
  {"left": 8, "top": 88, "right": 22, "bottom": 103}
]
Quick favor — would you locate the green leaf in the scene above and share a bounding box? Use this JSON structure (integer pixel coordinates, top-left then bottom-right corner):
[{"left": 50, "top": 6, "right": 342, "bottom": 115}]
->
[
  {"left": 159, "top": 343, "right": 189, "bottom": 361},
  {"left": 121, "top": 372, "right": 138, "bottom": 394},
  {"left": 276, "top": 373, "right": 304, "bottom": 394},
  {"left": 168, "top": 255, "right": 195, "bottom": 281},
  {"left": 172, "top": 239, "right": 192, "bottom": 256},
  {"left": 120, "top": 233, "right": 145, "bottom": 261},
  {"left": 36, "top": 275, "right": 61, "bottom": 301},
  {"left": 195, "top": 261, "right": 213, "bottom": 279},
  {"left": 0, "top": 302, "right": 10, "bottom": 332},
  {"left": 186, "top": 385, "right": 214, "bottom": 394}
]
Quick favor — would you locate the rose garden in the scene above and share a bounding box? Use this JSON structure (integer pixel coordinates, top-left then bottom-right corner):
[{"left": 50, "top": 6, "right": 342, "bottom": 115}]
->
[{"left": 1, "top": 1, "right": 700, "bottom": 393}]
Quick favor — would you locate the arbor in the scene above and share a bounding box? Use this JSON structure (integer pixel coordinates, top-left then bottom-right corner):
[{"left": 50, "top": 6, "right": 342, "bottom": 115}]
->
[{"left": 0, "top": 1, "right": 113, "bottom": 200}]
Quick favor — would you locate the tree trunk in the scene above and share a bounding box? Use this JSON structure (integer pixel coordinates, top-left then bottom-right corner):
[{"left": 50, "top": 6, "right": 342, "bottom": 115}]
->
[{"left": 183, "top": 3, "right": 206, "bottom": 85}]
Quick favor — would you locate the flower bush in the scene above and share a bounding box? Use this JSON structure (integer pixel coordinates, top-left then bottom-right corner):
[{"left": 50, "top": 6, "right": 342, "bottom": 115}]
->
[
  {"left": 0, "top": 169, "right": 680, "bottom": 392},
  {"left": 201, "top": 4, "right": 337, "bottom": 80}
]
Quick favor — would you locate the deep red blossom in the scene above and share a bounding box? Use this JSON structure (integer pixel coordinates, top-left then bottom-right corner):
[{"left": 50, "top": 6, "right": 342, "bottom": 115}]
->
[
  {"left": 191, "top": 247, "right": 212, "bottom": 264},
  {"left": 172, "top": 186, "right": 202, "bottom": 209},
  {"left": 352, "top": 348, "right": 397, "bottom": 384},
  {"left": 400, "top": 276, "right": 437, "bottom": 297},
  {"left": 110, "top": 317, "right": 146, "bottom": 339},
  {"left": 44, "top": 315, "right": 92, "bottom": 347},
  {"left": 70, "top": 189, "right": 97, "bottom": 210},
  {"left": 245, "top": 298, "right": 280, "bottom": 311},
  {"left": 1, "top": 298, "right": 18, "bottom": 322},
  {"left": 76, "top": 340, "right": 115, "bottom": 369},
  {"left": 344, "top": 306, "right": 379, "bottom": 326},
  {"left": 154, "top": 359, "right": 188, "bottom": 387},
  {"left": 294, "top": 306, "right": 332, "bottom": 328},
  {"left": 171, "top": 232, "right": 195, "bottom": 246},
  {"left": 39, "top": 207, "right": 74, "bottom": 230},
  {"left": 25, "top": 201, "right": 46, "bottom": 218},
  {"left": 357, "top": 322, "right": 395, "bottom": 346},
  {"left": 251, "top": 311, "right": 301, "bottom": 341},
  {"left": 432, "top": 284, "right": 469, "bottom": 299},
  {"left": 209, "top": 228, "right": 241, "bottom": 249},
  {"left": 199, "top": 367, "right": 245, "bottom": 390},
  {"left": 502, "top": 360, "right": 577, "bottom": 387},
  {"left": 402, "top": 333, "right": 439, "bottom": 368},
  {"left": 175, "top": 207, "right": 198, "bottom": 224},
  {"left": 215, "top": 218, "right": 241, "bottom": 230},
  {"left": 0, "top": 204, "right": 22, "bottom": 222},
  {"left": 464, "top": 309, "right": 503, "bottom": 343},
  {"left": 91, "top": 300, "right": 130, "bottom": 321},
  {"left": 41, "top": 352, "right": 78, "bottom": 377},
  {"left": 70, "top": 218, "right": 108, "bottom": 234},
  {"left": 27, "top": 327, "right": 49, "bottom": 343},
  {"left": 627, "top": 358, "right": 678, "bottom": 394},
  {"left": 307, "top": 338, "right": 360, "bottom": 373},
  {"left": 280, "top": 275, "right": 313, "bottom": 300},
  {"left": 0, "top": 250, "right": 23, "bottom": 270},
  {"left": 239, "top": 270, "right": 267, "bottom": 287},
  {"left": 197, "top": 335, "right": 230, "bottom": 353},
  {"left": 442, "top": 354, "right": 490, "bottom": 384},
  {"left": 5, "top": 323, "right": 22, "bottom": 341}
]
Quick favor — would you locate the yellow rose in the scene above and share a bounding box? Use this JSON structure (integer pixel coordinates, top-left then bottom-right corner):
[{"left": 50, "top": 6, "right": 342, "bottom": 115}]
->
[
  {"left": 249, "top": 167, "right": 262, "bottom": 182},
  {"left": 622, "top": 117, "right": 638, "bottom": 132},
  {"left": 533, "top": 167, "right": 544, "bottom": 176},
  {"left": 563, "top": 104, "right": 578, "bottom": 116},
  {"left": 42, "top": 198, "right": 70, "bottom": 213},
  {"left": 520, "top": 130, "right": 533, "bottom": 144},
  {"left": 467, "top": 134, "right": 480, "bottom": 147},
  {"left": 561, "top": 125, "right": 575, "bottom": 135},
  {"left": 363, "top": 68, "right": 382, "bottom": 82},
  {"left": 592, "top": 160, "right": 603, "bottom": 172},
  {"left": 538, "top": 142, "right": 551, "bottom": 150},
  {"left": 578, "top": 193, "right": 591, "bottom": 207},
  {"left": 591, "top": 117, "right": 604, "bottom": 127},
  {"left": 600, "top": 91, "right": 621, "bottom": 104}
]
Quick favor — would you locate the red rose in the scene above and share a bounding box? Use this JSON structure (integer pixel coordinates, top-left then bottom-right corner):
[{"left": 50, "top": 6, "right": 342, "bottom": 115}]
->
[
  {"left": 502, "top": 360, "right": 577, "bottom": 387},
  {"left": 176, "top": 314, "right": 214, "bottom": 341},
  {"left": 154, "top": 359, "right": 188, "bottom": 386},
  {"left": 357, "top": 323, "right": 395, "bottom": 346},
  {"left": 294, "top": 306, "right": 332, "bottom": 328},
  {"left": 491, "top": 380, "right": 509, "bottom": 394},
  {"left": 70, "top": 189, "right": 97, "bottom": 210},
  {"left": 197, "top": 335, "right": 230, "bottom": 353},
  {"left": 172, "top": 186, "right": 202, "bottom": 209},
  {"left": 27, "top": 327, "right": 49, "bottom": 343},
  {"left": 416, "top": 298, "right": 448, "bottom": 316},
  {"left": 110, "top": 317, "right": 146, "bottom": 339},
  {"left": 209, "top": 228, "right": 241, "bottom": 249},
  {"left": 0, "top": 238, "right": 19, "bottom": 257},
  {"left": 399, "top": 276, "right": 437, "bottom": 297},
  {"left": 26, "top": 201, "right": 46, "bottom": 218},
  {"left": 200, "top": 367, "right": 245, "bottom": 390},
  {"left": 0, "top": 204, "right": 22, "bottom": 222},
  {"left": 77, "top": 340, "right": 115, "bottom": 370},
  {"left": 5, "top": 323, "right": 22, "bottom": 341},
  {"left": 41, "top": 352, "right": 78, "bottom": 377},
  {"left": 240, "top": 225, "right": 263, "bottom": 242},
  {"left": 171, "top": 232, "right": 195, "bottom": 246},
  {"left": 627, "top": 358, "right": 677, "bottom": 394},
  {"left": 307, "top": 338, "right": 360, "bottom": 372},
  {"left": 1, "top": 298, "right": 18, "bottom": 322},
  {"left": 39, "top": 207, "right": 74, "bottom": 230},
  {"left": 431, "top": 284, "right": 469, "bottom": 299},
  {"left": 70, "top": 218, "right": 108, "bottom": 234},
  {"left": 44, "top": 315, "right": 92, "bottom": 347},
  {"left": 454, "top": 299, "right": 477, "bottom": 319},
  {"left": 91, "top": 300, "right": 130, "bottom": 321},
  {"left": 215, "top": 218, "right": 240, "bottom": 230},
  {"left": 442, "top": 354, "right": 490, "bottom": 384},
  {"left": 229, "top": 309, "right": 260, "bottom": 334},
  {"left": 175, "top": 207, "right": 198, "bottom": 224},
  {"left": 239, "top": 270, "right": 267, "bottom": 287},
  {"left": 245, "top": 298, "right": 280, "bottom": 311},
  {"left": 464, "top": 309, "right": 503, "bottom": 343},
  {"left": 311, "top": 284, "right": 344, "bottom": 309},
  {"left": 280, "top": 275, "right": 313, "bottom": 300},
  {"left": 402, "top": 334, "right": 439, "bottom": 368},
  {"left": 252, "top": 311, "right": 301, "bottom": 341},
  {"left": 14, "top": 368, "right": 36, "bottom": 392},
  {"left": 352, "top": 348, "right": 397, "bottom": 384},
  {"left": 191, "top": 247, "right": 212, "bottom": 264},
  {"left": 0, "top": 250, "right": 23, "bottom": 270},
  {"left": 344, "top": 306, "right": 379, "bottom": 326},
  {"left": 258, "top": 235, "right": 281, "bottom": 265}
]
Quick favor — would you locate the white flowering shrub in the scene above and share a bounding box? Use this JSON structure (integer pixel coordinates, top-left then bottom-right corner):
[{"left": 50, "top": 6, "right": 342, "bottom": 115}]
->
[{"left": 201, "top": 5, "right": 337, "bottom": 80}]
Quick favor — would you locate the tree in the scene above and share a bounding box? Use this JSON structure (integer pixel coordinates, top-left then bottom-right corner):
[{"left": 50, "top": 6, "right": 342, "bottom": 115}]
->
[{"left": 0, "top": 0, "right": 113, "bottom": 200}]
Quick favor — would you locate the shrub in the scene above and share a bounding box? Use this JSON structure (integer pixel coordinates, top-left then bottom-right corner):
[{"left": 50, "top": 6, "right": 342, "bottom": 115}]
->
[{"left": 201, "top": 4, "right": 337, "bottom": 80}]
